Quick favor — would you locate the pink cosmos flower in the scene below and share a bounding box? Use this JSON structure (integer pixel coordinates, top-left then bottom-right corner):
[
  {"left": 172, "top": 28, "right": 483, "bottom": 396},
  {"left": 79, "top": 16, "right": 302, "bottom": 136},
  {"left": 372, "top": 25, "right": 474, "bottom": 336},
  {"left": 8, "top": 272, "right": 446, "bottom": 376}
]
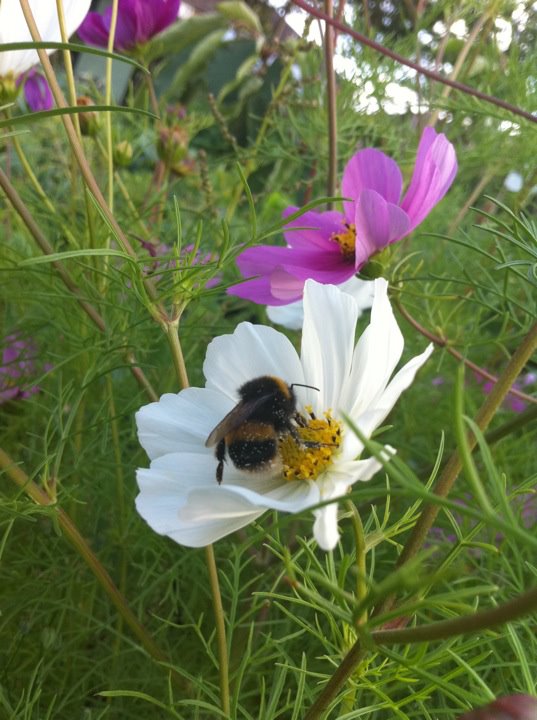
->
[
  {"left": 229, "top": 128, "right": 457, "bottom": 306},
  {"left": 78, "top": 0, "right": 180, "bottom": 52}
]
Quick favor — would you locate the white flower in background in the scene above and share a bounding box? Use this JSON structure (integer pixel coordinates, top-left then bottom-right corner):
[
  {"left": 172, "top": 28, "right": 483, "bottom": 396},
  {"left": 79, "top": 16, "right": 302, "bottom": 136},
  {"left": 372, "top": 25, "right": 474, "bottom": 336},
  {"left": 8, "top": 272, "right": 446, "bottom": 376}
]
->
[
  {"left": 504, "top": 171, "right": 523, "bottom": 193},
  {"left": 0, "top": 0, "right": 91, "bottom": 78},
  {"left": 136, "top": 279, "right": 433, "bottom": 551},
  {"left": 267, "top": 276, "right": 375, "bottom": 330}
]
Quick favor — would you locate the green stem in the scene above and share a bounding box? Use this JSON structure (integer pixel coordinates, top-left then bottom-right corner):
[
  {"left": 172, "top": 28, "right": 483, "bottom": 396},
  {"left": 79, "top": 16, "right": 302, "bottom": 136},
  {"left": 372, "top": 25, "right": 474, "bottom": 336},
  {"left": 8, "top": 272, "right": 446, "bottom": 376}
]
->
[
  {"left": 163, "top": 320, "right": 230, "bottom": 717},
  {"left": 371, "top": 585, "right": 537, "bottom": 646},
  {"left": 205, "top": 544, "right": 231, "bottom": 718},
  {"left": 164, "top": 318, "right": 190, "bottom": 391},
  {"left": 454, "top": 364, "right": 494, "bottom": 515},
  {"left": 106, "top": 374, "right": 128, "bottom": 654},
  {"left": 105, "top": 0, "right": 119, "bottom": 215},
  {"left": 0, "top": 448, "right": 187, "bottom": 690},
  {"left": 324, "top": 0, "right": 337, "bottom": 208},
  {"left": 346, "top": 501, "right": 367, "bottom": 625}
]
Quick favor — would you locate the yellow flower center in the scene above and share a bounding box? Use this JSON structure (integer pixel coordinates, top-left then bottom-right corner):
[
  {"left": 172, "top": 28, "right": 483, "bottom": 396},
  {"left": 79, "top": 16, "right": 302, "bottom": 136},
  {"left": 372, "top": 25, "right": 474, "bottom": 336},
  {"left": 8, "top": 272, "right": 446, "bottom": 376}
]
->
[
  {"left": 330, "top": 223, "right": 356, "bottom": 257},
  {"left": 279, "top": 408, "right": 343, "bottom": 482}
]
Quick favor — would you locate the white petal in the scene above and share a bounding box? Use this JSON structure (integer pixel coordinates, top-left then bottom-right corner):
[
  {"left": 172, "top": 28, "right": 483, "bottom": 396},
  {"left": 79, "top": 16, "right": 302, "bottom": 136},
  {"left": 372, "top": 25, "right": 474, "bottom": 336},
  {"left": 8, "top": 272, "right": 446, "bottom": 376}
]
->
[
  {"left": 339, "top": 276, "right": 375, "bottom": 311},
  {"left": 266, "top": 301, "right": 305, "bottom": 330},
  {"left": 373, "top": 342, "right": 434, "bottom": 425},
  {"left": 343, "top": 278, "right": 404, "bottom": 416},
  {"left": 136, "top": 453, "right": 320, "bottom": 548},
  {"left": 215, "top": 476, "right": 320, "bottom": 512},
  {"left": 349, "top": 343, "right": 433, "bottom": 440},
  {"left": 136, "top": 387, "right": 232, "bottom": 461},
  {"left": 136, "top": 467, "right": 264, "bottom": 547},
  {"left": 204, "top": 322, "right": 304, "bottom": 401},
  {"left": 266, "top": 278, "right": 374, "bottom": 331},
  {"left": 313, "top": 501, "right": 340, "bottom": 550},
  {"left": 301, "top": 280, "right": 359, "bottom": 412},
  {"left": 0, "top": 0, "right": 91, "bottom": 76}
]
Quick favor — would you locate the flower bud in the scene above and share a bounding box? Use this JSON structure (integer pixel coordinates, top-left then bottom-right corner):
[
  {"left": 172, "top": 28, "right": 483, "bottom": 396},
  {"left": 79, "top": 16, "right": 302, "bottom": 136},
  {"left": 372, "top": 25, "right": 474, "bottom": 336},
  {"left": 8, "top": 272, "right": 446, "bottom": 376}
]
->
[
  {"left": 156, "top": 123, "right": 189, "bottom": 172},
  {"left": 359, "top": 247, "right": 392, "bottom": 279},
  {"left": 76, "top": 96, "right": 100, "bottom": 137},
  {"left": 0, "top": 72, "right": 19, "bottom": 106},
  {"left": 458, "top": 695, "right": 537, "bottom": 720},
  {"left": 114, "top": 140, "right": 133, "bottom": 167}
]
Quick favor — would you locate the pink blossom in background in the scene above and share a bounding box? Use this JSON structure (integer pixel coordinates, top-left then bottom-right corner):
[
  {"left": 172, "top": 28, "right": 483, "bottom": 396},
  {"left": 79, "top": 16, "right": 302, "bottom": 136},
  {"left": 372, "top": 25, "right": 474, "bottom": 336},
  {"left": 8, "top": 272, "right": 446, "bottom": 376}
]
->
[
  {"left": 0, "top": 335, "right": 50, "bottom": 404},
  {"left": 477, "top": 370, "right": 536, "bottom": 413},
  {"left": 228, "top": 127, "right": 457, "bottom": 306},
  {"left": 18, "top": 69, "right": 53, "bottom": 111},
  {"left": 457, "top": 694, "right": 537, "bottom": 720},
  {"left": 78, "top": 0, "right": 180, "bottom": 51}
]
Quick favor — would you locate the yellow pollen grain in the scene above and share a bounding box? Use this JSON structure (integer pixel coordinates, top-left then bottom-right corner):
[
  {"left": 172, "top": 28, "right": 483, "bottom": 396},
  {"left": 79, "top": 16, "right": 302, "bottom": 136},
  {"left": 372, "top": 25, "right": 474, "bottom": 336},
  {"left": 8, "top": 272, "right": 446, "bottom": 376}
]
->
[
  {"left": 330, "top": 223, "right": 356, "bottom": 257},
  {"left": 279, "top": 410, "right": 342, "bottom": 482}
]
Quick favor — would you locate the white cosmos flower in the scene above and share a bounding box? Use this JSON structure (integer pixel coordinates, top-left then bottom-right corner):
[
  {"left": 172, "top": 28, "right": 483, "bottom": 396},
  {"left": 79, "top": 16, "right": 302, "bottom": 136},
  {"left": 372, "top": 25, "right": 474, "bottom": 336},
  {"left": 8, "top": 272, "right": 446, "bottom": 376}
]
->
[
  {"left": 136, "top": 279, "right": 433, "bottom": 551},
  {"left": 0, "top": 0, "right": 91, "bottom": 78},
  {"left": 267, "top": 276, "right": 375, "bottom": 330}
]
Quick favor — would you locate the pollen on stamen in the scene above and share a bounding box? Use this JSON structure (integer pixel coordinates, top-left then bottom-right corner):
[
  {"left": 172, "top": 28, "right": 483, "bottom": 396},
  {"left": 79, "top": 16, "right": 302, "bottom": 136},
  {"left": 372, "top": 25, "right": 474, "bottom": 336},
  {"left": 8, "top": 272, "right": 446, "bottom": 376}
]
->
[
  {"left": 330, "top": 222, "right": 356, "bottom": 258},
  {"left": 279, "top": 410, "right": 343, "bottom": 482}
]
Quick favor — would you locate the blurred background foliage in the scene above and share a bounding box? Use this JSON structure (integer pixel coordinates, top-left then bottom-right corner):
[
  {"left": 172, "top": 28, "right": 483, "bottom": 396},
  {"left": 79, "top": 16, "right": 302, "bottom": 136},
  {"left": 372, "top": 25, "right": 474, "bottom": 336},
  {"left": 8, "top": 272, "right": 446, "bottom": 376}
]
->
[{"left": 0, "top": 0, "right": 536, "bottom": 717}]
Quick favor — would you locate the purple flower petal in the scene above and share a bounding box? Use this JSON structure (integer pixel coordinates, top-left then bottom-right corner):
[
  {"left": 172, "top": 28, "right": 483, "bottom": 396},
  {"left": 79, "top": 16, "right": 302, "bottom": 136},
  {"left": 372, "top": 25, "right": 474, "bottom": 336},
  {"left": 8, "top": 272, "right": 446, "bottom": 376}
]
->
[
  {"left": 354, "top": 189, "right": 411, "bottom": 268},
  {"left": 228, "top": 272, "right": 304, "bottom": 305},
  {"left": 22, "top": 70, "right": 53, "bottom": 112},
  {"left": 401, "top": 127, "right": 458, "bottom": 231},
  {"left": 78, "top": 0, "right": 180, "bottom": 50},
  {"left": 282, "top": 207, "right": 345, "bottom": 250},
  {"left": 341, "top": 148, "right": 403, "bottom": 220}
]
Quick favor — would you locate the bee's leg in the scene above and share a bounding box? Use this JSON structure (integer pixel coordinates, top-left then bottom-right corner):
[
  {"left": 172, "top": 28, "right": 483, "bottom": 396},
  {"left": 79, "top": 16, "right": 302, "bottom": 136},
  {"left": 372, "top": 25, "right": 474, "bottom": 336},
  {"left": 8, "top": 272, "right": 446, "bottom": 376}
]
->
[
  {"left": 215, "top": 439, "right": 226, "bottom": 485},
  {"left": 294, "top": 412, "right": 308, "bottom": 427}
]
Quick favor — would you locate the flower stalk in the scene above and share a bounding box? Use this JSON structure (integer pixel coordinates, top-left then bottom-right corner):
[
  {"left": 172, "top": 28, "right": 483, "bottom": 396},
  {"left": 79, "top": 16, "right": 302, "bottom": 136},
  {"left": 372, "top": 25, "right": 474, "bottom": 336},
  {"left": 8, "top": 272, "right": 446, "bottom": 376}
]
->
[
  {"left": 163, "top": 319, "right": 231, "bottom": 718},
  {"left": 324, "top": 0, "right": 337, "bottom": 208}
]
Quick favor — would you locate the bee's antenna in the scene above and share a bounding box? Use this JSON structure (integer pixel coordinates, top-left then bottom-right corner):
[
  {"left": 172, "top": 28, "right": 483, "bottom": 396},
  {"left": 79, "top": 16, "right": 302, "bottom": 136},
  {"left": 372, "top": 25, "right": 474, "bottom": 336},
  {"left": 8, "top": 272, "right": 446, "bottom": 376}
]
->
[{"left": 291, "top": 382, "right": 320, "bottom": 392}]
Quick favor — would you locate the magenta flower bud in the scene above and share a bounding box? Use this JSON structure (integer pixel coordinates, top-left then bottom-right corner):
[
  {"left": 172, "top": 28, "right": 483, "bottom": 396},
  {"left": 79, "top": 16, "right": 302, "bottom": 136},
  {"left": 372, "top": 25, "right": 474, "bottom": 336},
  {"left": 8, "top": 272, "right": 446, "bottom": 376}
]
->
[
  {"left": 458, "top": 695, "right": 537, "bottom": 720},
  {"left": 20, "top": 69, "right": 53, "bottom": 112}
]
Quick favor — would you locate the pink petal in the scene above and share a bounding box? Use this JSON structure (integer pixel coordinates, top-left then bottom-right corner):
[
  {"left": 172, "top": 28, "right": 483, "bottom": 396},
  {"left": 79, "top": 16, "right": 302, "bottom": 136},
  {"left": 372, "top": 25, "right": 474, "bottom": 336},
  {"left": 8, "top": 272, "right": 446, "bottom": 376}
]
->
[
  {"left": 228, "top": 273, "right": 304, "bottom": 305},
  {"left": 354, "top": 189, "right": 411, "bottom": 268},
  {"left": 401, "top": 128, "right": 457, "bottom": 231},
  {"left": 341, "top": 148, "right": 403, "bottom": 220},
  {"left": 282, "top": 207, "right": 345, "bottom": 249},
  {"left": 236, "top": 244, "right": 353, "bottom": 283}
]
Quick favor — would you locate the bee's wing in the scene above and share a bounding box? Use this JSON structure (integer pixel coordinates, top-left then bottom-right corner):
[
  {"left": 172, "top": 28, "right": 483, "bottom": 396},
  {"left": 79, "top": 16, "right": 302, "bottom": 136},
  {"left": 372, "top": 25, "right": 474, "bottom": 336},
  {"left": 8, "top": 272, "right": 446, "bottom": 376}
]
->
[{"left": 205, "top": 394, "right": 273, "bottom": 447}]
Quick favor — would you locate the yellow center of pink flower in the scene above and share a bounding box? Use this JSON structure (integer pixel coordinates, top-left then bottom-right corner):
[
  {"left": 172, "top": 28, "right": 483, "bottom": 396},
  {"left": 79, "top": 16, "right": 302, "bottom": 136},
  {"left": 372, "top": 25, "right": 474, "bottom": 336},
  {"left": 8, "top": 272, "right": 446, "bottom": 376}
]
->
[
  {"left": 279, "top": 408, "right": 342, "bottom": 481},
  {"left": 330, "top": 223, "right": 356, "bottom": 257}
]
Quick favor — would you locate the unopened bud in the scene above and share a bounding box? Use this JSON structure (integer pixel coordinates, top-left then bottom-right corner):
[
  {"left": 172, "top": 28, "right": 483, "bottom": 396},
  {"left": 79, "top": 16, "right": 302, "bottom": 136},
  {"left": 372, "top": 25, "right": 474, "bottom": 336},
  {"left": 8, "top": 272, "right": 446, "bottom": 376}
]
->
[
  {"left": 157, "top": 124, "right": 189, "bottom": 172},
  {"left": 114, "top": 140, "right": 133, "bottom": 167},
  {"left": 0, "top": 72, "right": 19, "bottom": 105},
  {"left": 359, "top": 247, "right": 391, "bottom": 279},
  {"left": 77, "top": 96, "right": 100, "bottom": 136}
]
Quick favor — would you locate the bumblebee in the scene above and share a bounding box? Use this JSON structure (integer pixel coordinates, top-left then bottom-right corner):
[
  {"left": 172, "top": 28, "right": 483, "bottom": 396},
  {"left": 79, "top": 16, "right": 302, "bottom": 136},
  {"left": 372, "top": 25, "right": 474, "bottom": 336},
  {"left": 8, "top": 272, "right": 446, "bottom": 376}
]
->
[{"left": 205, "top": 375, "right": 314, "bottom": 484}]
